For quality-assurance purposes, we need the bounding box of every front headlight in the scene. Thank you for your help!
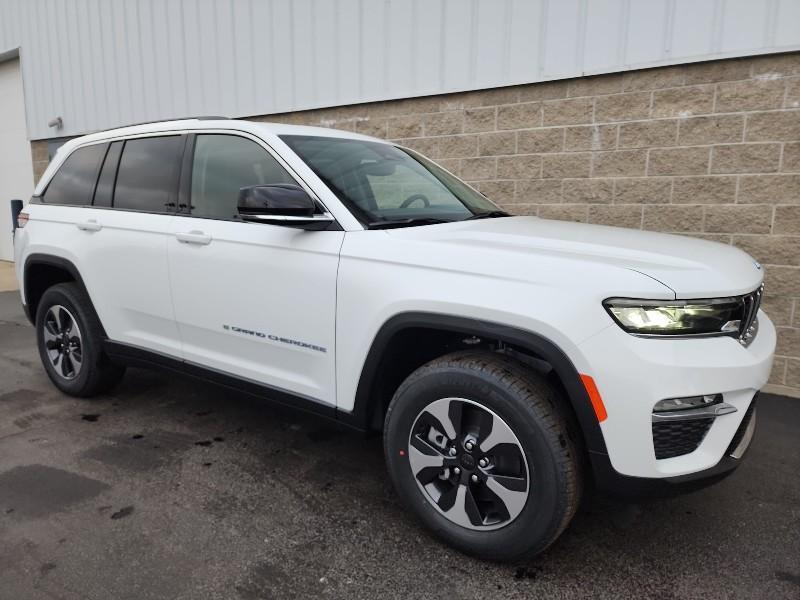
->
[603,297,744,336]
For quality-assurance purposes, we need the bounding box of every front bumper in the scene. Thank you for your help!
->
[591,396,758,497]
[578,310,774,485]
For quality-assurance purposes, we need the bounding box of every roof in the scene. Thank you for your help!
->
[62,118,384,149]
[34,118,388,196]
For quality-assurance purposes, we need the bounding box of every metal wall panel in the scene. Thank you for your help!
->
[0,0,798,140]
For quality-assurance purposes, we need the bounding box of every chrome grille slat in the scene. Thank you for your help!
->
[738,284,763,346]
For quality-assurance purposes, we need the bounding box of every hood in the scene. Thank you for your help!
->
[386,217,763,298]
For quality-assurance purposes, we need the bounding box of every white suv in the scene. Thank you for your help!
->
[14,118,774,561]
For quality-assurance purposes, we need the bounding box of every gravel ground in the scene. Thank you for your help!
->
[0,291,798,600]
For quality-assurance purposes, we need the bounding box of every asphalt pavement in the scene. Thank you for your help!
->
[0,290,798,600]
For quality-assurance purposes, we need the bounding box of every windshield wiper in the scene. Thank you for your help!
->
[463,210,511,220]
[367,217,451,230]
[367,211,510,229]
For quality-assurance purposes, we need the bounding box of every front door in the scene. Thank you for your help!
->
[167,133,343,407]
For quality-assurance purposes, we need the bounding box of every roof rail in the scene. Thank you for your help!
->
[115,115,230,129]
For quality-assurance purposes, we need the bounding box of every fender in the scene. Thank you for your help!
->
[341,312,609,459]
[22,253,91,325]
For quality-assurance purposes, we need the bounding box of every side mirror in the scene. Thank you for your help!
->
[237,184,334,229]
[238,184,315,216]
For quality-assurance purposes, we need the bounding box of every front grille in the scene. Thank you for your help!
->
[653,418,713,459]
[738,285,763,346]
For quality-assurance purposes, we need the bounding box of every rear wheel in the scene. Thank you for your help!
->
[384,351,582,561]
[35,283,125,397]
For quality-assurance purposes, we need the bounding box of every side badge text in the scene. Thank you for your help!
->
[223,325,327,353]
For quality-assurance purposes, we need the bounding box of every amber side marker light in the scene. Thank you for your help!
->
[580,374,607,423]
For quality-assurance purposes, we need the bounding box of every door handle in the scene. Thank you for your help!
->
[76,219,102,232]
[175,230,212,245]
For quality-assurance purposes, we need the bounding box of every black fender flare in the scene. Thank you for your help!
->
[340,312,608,457]
[22,254,91,325]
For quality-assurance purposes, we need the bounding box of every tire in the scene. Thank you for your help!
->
[35,282,126,397]
[384,350,582,562]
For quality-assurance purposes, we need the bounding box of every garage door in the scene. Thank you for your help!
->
[0,57,34,262]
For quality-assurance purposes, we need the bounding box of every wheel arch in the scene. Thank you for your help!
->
[341,312,608,458]
[23,254,93,327]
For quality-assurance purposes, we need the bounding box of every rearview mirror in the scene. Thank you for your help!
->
[237,184,334,229]
[360,160,398,177]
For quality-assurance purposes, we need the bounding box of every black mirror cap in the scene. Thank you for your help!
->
[238,184,316,217]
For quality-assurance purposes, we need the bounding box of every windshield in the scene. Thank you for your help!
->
[280,135,500,226]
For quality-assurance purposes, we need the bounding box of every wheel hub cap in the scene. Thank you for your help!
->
[459,453,475,470]
[407,397,530,530]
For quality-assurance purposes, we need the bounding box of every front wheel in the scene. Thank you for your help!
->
[384,351,582,561]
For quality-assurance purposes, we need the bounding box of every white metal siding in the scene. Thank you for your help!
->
[0,0,798,140]
[0,57,34,261]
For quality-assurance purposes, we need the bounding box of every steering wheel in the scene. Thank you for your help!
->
[400,194,431,209]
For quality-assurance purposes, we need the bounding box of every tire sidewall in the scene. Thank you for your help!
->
[36,285,100,395]
[385,363,569,560]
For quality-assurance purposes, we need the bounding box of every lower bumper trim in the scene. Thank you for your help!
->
[591,395,758,498]
[590,451,743,498]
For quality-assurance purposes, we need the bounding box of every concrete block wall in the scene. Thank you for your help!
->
[30,52,800,396]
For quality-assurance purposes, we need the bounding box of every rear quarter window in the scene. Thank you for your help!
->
[43,143,107,205]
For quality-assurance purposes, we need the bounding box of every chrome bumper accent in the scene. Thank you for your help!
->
[651,402,737,423]
[730,408,756,459]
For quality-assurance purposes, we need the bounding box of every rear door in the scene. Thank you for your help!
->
[28,141,108,303]
[74,135,184,356]
[167,132,343,406]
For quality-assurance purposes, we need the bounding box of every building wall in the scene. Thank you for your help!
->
[3,0,800,140]
[0,57,34,261]
[29,52,800,396]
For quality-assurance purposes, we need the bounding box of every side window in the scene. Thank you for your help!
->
[93,141,123,207]
[114,136,183,212]
[43,143,107,205]
[190,134,296,220]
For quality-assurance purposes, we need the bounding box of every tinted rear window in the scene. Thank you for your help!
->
[114,136,183,212]
[43,143,107,205]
